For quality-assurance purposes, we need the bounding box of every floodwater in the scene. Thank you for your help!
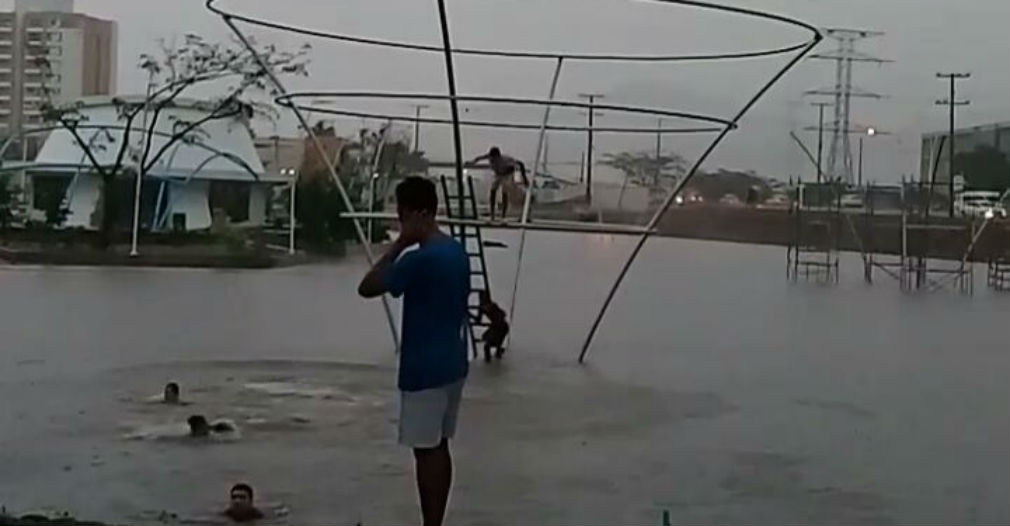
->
[0,233,1007,525]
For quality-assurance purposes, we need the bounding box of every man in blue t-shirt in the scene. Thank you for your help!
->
[358,176,470,526]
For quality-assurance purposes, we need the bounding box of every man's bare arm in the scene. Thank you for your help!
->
[517,161,529,186]
[358,240,409,298]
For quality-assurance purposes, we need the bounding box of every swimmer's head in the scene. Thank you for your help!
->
[187,415,210,437]
[228,483,257,518]
[164,382,180,404]
[488,146,501,159]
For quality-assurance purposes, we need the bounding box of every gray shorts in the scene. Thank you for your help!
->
[398,379,465,449]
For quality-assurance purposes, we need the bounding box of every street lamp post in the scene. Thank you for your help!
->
[368,171,381,244]
[858,127,875,188]
[283,167,298,255]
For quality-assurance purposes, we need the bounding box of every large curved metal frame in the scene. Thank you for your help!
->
[276,91,732,134]
[207,0,817,63]
[206,0,821,361]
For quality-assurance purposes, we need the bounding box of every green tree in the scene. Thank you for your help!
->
[37,35,310,247]
[296,126,428,249]
[602,150,688,208]
[601,150,687,190]
[954,145,1010,192]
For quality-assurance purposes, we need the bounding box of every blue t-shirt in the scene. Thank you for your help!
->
[382,235,470,392]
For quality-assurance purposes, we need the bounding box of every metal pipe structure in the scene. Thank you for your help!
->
[433,0,467,222]
[205,0,822,363]
[508,56,565,332]
[277,92,732,132]
[578,32,822,363]
[207,0,818,63]
[217,11,400,351]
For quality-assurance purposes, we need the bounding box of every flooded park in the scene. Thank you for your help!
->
[1,232,1006,525]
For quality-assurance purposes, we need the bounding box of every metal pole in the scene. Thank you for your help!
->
[948,77,955,217]
[433,0,466,221]
[219,13,400,350]
[508,56,565,332]
[368,175,378,244]
[579,34,822,363]
[936,72,970,217]
[655,117,663,186]
[366,123,391,246]
[813,102,829,184]
[288,173,297,254]
[412,104,428,152]
[587,98,595,204]
[578,93,603,204]
[858,136,864,188]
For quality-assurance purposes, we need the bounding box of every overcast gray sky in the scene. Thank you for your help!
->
[10,0,1009,182]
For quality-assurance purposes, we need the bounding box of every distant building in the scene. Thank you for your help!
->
[0,0,117,141]
[921,121,1010,188]
[6,97,288,231]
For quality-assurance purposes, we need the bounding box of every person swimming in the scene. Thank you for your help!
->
[187,415,237,438]
[163,382,181,404]
[222,483,265,523]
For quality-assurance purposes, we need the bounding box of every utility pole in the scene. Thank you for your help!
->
[936,72,970,217]
[805,28,888,184]
[811,102,832,183]
[578,93,604,204]
[412,104,429,152]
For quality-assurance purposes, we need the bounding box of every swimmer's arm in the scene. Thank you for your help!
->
[358,239,411,298]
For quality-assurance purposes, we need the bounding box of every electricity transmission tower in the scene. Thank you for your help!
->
[805,28,889,184]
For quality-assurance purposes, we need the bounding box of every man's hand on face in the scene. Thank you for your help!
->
[397,210,425,247]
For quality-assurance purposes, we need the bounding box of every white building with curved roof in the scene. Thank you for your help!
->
[1,96,294,231]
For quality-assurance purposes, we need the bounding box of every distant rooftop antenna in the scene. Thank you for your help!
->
[805,28,889,184]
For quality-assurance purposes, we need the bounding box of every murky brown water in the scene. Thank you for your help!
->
[1,233,1007,525]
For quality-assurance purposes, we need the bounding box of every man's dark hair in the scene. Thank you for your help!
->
[187,415,208,428]
[231,483,254,500]
[165,382,180,394]
[488,146,501,157]
[396,176,438,214]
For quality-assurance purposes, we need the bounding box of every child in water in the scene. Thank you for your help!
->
[475,290,509,362]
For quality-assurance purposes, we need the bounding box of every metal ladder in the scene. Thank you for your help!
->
[439,175,491,359]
